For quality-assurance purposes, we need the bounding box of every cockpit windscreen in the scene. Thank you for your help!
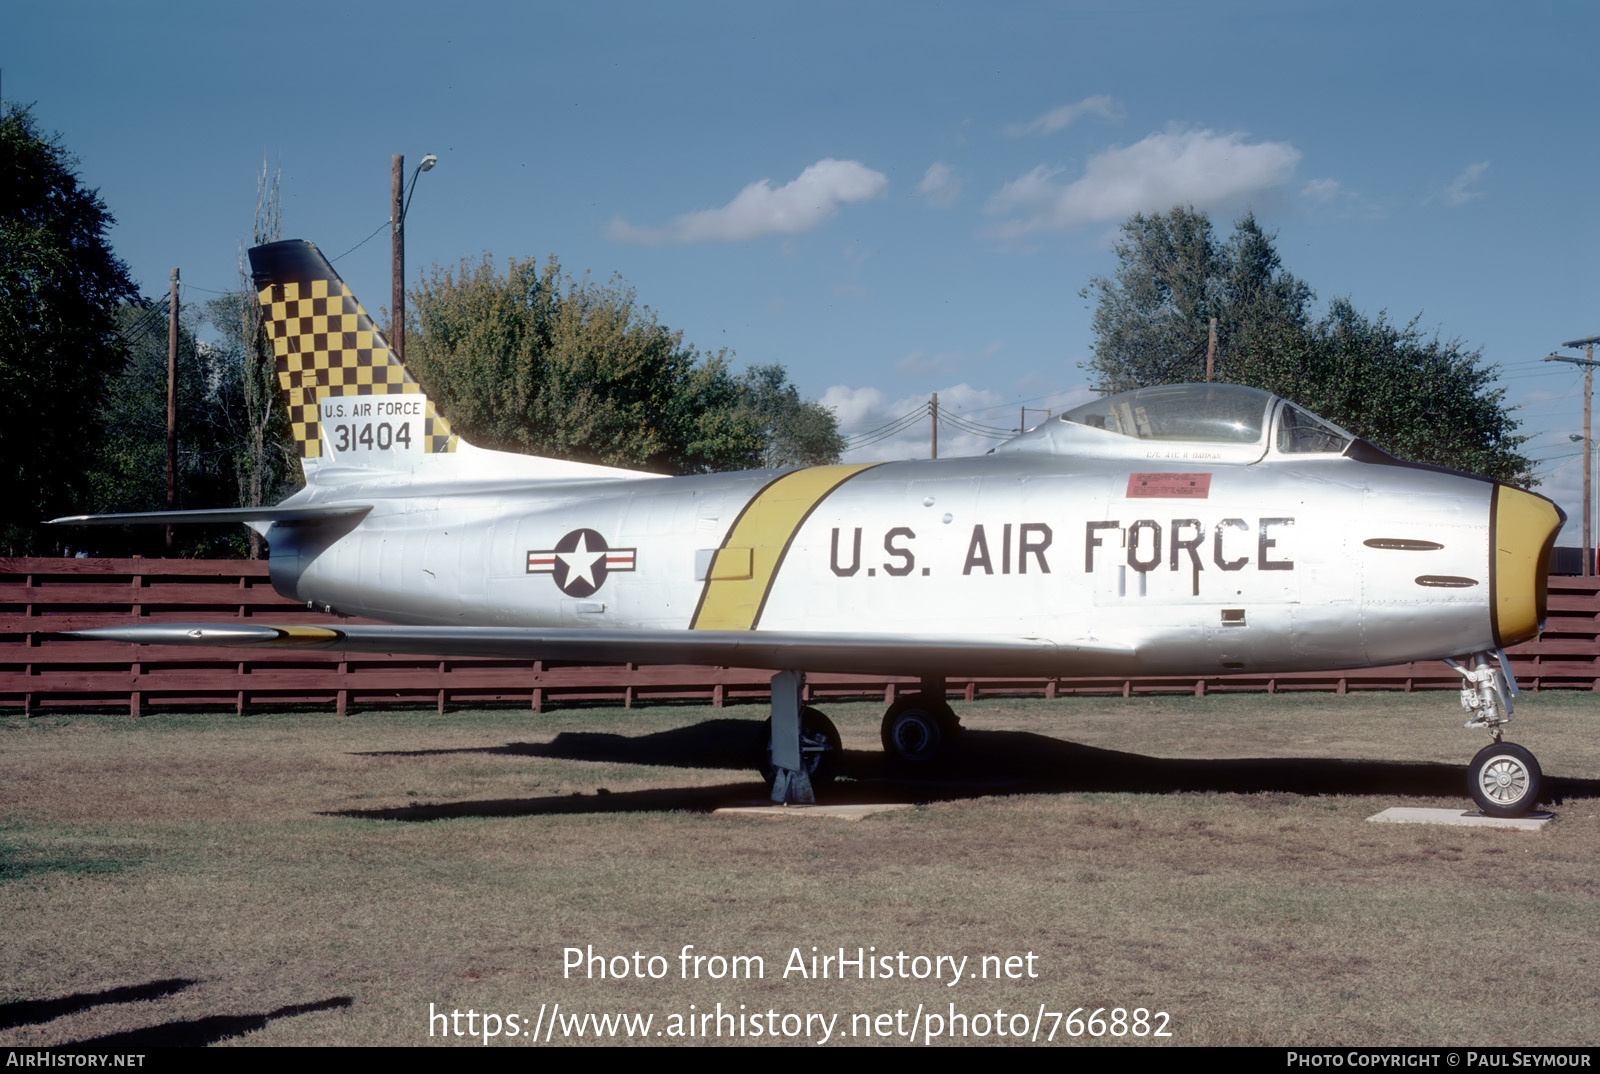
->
[1275,404,1354,454]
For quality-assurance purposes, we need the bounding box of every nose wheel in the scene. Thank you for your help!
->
[1467,742,1542,818]
[1449,650,1543,817]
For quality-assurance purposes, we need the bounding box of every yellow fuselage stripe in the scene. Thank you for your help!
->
[691,463,880,630]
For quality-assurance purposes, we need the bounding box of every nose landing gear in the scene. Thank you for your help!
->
[1449,651,1543,817]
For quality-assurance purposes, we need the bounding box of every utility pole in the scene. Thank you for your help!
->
[1206,316,1217,382]
[930,392,938,459]
[165,268,179,556]
[1548,337,1600,576]
[389,153,437,360]
[391,154,405,361]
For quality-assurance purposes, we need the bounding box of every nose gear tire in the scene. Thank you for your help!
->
[1467,742,1542,818]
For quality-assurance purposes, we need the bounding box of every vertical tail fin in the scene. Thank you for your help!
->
[248,238,659,484]
[248,239,457,477]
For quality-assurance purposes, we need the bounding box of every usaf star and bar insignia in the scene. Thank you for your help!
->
[526,529,637,598]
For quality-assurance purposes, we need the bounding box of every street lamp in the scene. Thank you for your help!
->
[391,152,438,361]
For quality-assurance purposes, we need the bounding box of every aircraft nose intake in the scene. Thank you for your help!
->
[1490,484,1565,648]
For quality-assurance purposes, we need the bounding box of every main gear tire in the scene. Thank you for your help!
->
[759,707,842,788]
[880,697,961,767]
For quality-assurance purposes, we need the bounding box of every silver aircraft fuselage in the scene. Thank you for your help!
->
[268,407,1554,681]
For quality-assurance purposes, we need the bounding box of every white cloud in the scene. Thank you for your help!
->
[894,350,960,374]
[1299,177,1344,203]
[1005,94,1124,137]
[985,128,1301,236]
[1443,161,1489,206]
[914,162,962,207]
[608,159,888,244]
[1299,176,1382,221]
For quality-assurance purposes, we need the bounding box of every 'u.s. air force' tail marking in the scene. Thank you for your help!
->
[690,463,881,631]
[251,240,457,460]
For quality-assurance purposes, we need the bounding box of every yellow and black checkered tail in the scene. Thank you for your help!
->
[247,239,457,468]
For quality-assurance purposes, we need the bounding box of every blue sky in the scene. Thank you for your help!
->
[10,1,1599,539]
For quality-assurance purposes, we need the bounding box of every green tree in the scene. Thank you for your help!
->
[734,364,844,467]
[215,161,297,558]
[1228,302,1532,484]
[76,304,256,557]
[0,104,138,552]
[1084,205,1530,484]
[1082,206,1311,392]
[408,254,834,474]
[202,289,299,541]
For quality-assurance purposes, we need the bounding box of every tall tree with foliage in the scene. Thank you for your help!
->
[76,305,255,557]
[735,364,845,468]
[211,161,298,557]
[407,254,838,474]
[1084,205,1530,484]
[0,104,139,552]
[1228,302,1532,484]
[1082,206,1312,392]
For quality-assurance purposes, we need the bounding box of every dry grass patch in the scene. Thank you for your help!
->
[2,693,1598,1046]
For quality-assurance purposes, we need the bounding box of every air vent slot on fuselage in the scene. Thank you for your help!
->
[1365,538,1445,551]
[1415,575,1478,588]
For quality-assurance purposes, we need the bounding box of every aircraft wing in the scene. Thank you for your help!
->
[62,623,1136,678]
[48,505,373,526]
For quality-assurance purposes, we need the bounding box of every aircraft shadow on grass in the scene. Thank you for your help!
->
[59,997,353,1049]
[0,977,351,1048]
[334,720,1600,822]
[0,978,196,1031]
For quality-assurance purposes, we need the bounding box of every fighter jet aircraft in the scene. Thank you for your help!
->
[56,239,1565,815]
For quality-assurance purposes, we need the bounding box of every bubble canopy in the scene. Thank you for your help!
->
[1060,384,1353,455]
[995,383,1355,462]
[1063,384,1272,443]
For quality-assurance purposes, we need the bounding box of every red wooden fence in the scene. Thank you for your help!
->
[3,557,1596,716]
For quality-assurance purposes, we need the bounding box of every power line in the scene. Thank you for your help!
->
[935,408,1016,435]
[934,410,1014,439]
[118,296,171,348]
[329,218,391,263]
[841,414,925,448]
[839,408,925,442]
[837,406,923,434]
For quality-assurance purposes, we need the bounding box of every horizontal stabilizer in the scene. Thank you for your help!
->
[48,505,373,526]
[64,623,1137,679]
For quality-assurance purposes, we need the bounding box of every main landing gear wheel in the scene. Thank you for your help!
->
[880,697,961,768]
[1468,742,1542,818]
[759,707,842,788]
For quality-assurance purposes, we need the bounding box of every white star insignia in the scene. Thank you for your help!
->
[557,531,607,590]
